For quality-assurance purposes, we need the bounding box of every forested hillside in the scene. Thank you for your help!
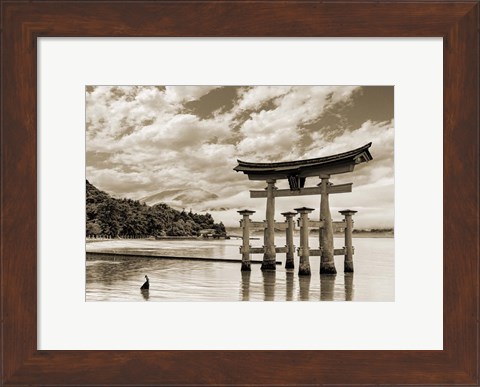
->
[86,180,225,238]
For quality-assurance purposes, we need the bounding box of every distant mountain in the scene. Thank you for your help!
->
[140,188,218,208]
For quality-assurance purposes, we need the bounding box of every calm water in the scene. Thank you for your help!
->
[86,236,394,301]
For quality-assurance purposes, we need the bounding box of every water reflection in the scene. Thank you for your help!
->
[298,275,311,301]
[262,271,276,301]
[344,273,354,301]
[88,261,127,285]
[240,271,251,301]
[285,270,294,301]
[141,289,150,301]
[86,237,394,301]
[320,274,336,301]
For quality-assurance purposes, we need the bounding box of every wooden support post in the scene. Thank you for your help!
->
[339,209,357,272]
[281,211,296,269]
[319,177,337,274]
[238,210,255,271]
[262,179,277,271]
[295,207,314,276]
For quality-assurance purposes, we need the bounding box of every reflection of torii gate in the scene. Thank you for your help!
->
[234,143,373,274]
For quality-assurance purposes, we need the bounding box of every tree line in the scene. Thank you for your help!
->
[86,180,225,238]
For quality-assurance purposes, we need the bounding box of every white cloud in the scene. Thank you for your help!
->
[164,86,220,104]
[86,86,393,228]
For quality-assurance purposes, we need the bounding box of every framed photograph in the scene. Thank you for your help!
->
[2,1,478,386]
[84,85,394,303]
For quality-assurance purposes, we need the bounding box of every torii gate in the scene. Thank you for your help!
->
[234,142,373,274]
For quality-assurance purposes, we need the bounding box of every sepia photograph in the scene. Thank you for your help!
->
[4,1,477,384]
[86,85,394,301]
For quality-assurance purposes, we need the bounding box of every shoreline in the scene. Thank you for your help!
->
[87,251,281,264]
[87,232,393,244]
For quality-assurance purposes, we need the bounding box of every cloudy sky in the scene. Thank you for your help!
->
[86,86,394,228]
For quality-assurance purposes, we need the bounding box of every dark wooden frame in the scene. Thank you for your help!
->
[1,1,478,386]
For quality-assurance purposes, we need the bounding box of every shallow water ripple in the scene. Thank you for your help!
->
[86,237,394,301]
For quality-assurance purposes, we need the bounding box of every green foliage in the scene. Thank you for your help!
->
[213,221,226,235]
[86,180,225,238]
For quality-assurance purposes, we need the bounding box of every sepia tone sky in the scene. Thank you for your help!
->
[86,86,394,228]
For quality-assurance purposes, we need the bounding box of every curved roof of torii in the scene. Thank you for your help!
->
[234,142,373,180]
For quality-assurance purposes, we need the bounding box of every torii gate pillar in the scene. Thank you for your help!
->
[296,207,314,276]
[281,211,297,269]
[319,176,337,274]
[238,209,256,271]
[339,209,357,272]
[261,179,277,271]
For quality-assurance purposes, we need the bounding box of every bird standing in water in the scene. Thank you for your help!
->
[140,275,149,290]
